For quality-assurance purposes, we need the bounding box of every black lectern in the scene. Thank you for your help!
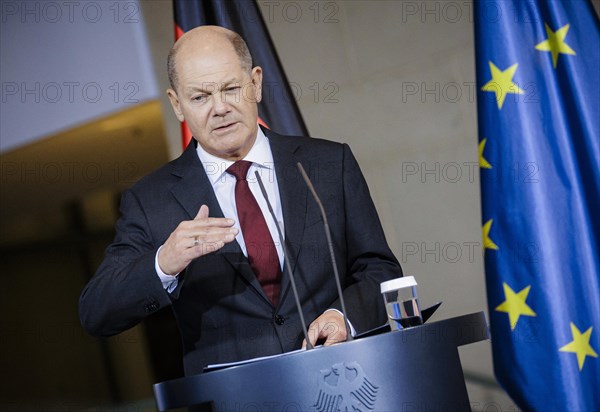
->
[153,312,488,411]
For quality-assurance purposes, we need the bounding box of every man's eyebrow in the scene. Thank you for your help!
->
[185,79,241,94]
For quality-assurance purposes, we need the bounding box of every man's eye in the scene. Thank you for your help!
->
[193,95,208,102]
[224,86,240,93]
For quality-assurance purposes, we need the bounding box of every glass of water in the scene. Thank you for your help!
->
[380,276,422,331]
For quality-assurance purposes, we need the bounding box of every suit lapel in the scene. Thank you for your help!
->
[267,130,309,308]
[169,141,271,305]
[169,140,222,220]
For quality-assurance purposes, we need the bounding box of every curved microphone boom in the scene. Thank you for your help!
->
[296,162,353,342]
[254,171,313,350]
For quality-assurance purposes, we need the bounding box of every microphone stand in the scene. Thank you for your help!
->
[296,162,353,342]
[254,171,313,350]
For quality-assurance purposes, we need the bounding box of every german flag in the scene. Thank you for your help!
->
[173,0,308,147]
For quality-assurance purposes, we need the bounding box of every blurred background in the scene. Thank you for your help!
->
[1,0,597,410]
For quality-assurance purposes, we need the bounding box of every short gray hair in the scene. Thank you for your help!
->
[167,30,253,90]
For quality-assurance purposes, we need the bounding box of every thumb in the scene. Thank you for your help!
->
[195,204,209,220]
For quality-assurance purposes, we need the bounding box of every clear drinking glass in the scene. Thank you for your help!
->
[380,276,422,331]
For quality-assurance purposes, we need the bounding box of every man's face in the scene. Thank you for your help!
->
[167,41,262,160]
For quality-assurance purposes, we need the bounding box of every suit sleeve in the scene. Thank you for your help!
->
[330,144,403,332]
[79,189,171,337]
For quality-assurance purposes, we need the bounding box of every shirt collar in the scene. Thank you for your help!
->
[196,126,274,186]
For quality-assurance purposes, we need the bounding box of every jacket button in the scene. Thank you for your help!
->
[274,315,285,325]
[144,301,160,313]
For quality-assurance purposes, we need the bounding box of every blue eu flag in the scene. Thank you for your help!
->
[474,1,599,410]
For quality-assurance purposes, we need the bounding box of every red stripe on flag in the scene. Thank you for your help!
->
[181,122,193,148]
[175,24,185,40]
[258,117,269,129]
[175,23,192,148]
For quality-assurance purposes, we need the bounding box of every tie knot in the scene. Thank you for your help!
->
[227,160,253,181]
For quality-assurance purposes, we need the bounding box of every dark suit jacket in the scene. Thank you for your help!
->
[79,128,402,375]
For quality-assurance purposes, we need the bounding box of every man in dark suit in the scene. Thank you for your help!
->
[79,26,402,376]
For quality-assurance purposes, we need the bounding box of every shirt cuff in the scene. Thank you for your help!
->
[155,245,178,293]
[325,308,357,337]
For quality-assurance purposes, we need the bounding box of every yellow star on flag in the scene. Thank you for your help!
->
[482,219,499,251]
[479,138,492,169]
[481,62,524,110]
[535,23,576,68]
[559,323,598,371]
[495,283,536,330]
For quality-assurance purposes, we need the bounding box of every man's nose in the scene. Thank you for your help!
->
[212,92,231,115]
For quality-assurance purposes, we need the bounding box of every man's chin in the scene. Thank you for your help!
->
[209,137,256,161]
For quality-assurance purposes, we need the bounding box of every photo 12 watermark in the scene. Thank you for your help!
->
[401,82,477,104]
[400,1,473,24]
[262,81,340,104]
[397,1,543,25]
[2,81,140,104]
[1,161,141,186]
[398,161,540,185]
[261,1,340,24]
[400,162,479,184]
[1,1,140,24]
[401,241,481,264]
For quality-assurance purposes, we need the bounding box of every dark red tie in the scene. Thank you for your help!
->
[227,160,281,306]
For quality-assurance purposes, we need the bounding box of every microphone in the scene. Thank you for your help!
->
[254,171,313,350]
[296,162,353,342]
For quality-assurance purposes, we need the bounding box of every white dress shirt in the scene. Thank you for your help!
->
[155,127,354,334]
[156,127,284,290]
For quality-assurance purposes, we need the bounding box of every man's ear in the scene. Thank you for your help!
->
[251,66,263,103]
[167,89,185,122]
